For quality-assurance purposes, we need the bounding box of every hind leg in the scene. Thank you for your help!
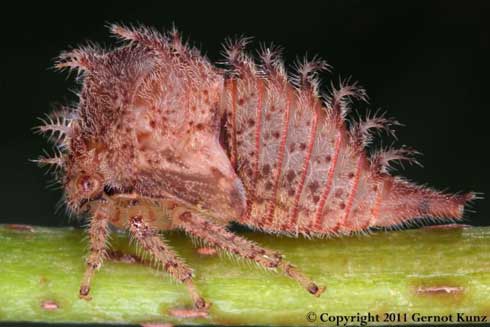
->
[128,215,209,309]
[176,211,325,296]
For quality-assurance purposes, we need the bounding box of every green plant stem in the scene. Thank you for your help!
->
[0,224,489,325]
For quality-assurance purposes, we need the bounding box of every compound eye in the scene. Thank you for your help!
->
[77,175,101,197]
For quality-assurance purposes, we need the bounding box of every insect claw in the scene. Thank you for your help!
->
[308,283,326,297]
[194,296,211,310]
[79,285,92,301]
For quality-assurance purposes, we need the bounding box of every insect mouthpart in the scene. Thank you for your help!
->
[75,191,105,213]
[77,199,93,214]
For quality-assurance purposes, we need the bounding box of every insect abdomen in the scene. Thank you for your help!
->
[224,75,369,234]
[222,43,473,236]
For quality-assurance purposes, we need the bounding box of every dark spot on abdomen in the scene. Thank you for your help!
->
[308,181,319,194]
[262,164,271,176]
[334,188,343,198]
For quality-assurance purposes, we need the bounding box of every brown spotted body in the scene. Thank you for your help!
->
[35,24,475,310]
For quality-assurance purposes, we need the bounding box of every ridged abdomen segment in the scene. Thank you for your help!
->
[224,74,291,226]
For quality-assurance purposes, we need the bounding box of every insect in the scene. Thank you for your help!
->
[35,24,475,310]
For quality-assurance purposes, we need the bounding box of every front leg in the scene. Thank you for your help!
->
[176,211,325,297]
[128,215,209,310]
[80,210,110,300]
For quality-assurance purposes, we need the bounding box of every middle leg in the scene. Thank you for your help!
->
[128,215,209,309]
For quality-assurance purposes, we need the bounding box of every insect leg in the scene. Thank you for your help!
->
[80,210,110,300]
[176,211,325,297]
[127,215,209,310]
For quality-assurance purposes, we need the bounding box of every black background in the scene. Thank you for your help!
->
[0,1,489,327]
[1,1,488,227]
